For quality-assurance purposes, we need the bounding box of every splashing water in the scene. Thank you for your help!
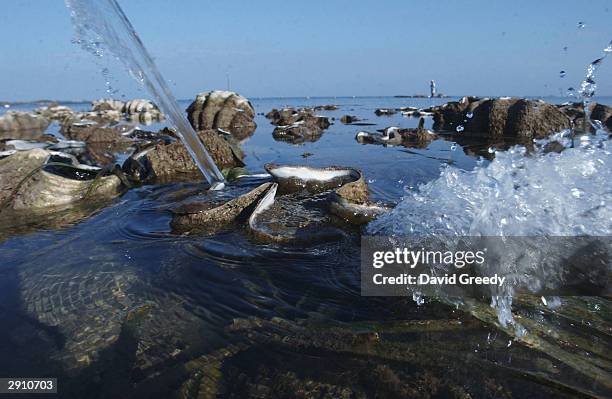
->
[368,40,612,331]
[64,0,225,186]
[578,40,612,132]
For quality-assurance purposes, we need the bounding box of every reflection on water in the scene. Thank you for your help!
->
[0,97,611,398]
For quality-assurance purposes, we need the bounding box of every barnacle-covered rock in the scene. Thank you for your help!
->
[92,98,125,112]
[34,104,74,122]
[187,91,256,140]
[432,97,571,139]
[122,99,164,123]
[0,111,49,138]
[123,129,243,183]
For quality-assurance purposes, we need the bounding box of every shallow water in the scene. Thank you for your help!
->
[1,96,611,398]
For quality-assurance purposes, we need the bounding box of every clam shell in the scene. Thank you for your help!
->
[264,164,362,194]
[248,185,344,244]
[171,182,272,232]
[1,149,122,210]
[329,195,390,225]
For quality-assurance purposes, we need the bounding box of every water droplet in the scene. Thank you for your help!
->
[563,46,568,52]
[456,125,464,132]
[559,70,566,78]
[571,188,583,198]
[566,87,576,97]
[577,21,585,29]
[605,40,612,53]
[466,112,473,119]
[487,146,497,154]
[450,143,458,151]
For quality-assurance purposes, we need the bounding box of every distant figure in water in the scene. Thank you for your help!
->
[430,80,436,98]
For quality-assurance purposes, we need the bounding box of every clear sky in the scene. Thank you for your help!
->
[1,0,611,101]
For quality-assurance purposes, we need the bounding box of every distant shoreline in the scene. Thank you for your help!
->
[2,95,612,106]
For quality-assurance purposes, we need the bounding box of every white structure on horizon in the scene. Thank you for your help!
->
[430,80,436,98]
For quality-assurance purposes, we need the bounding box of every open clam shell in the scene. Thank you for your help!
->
[171,182,272,232]
[329,195,391,225]
[248,184,344,244]
[264,163,363,194]
[1,149,122,211]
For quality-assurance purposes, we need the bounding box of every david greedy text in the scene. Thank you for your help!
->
[371,248,506,287]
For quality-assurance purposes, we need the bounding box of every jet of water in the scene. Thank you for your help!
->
[65,0,225,187]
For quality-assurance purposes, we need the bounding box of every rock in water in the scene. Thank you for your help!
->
[187,91,257,140]
[171,183,272,232]
[123,129,243,183]
[122,99,164,123]
[432,97,571,139]
[0,111,49,138]
[34,104,74,122]
[557,102,612,132]
[92,98,125,112]
[340,115,360,124]
[0,149,122,210]
[266,107,331,144]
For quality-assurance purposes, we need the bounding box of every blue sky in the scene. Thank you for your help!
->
[1,0,611,101]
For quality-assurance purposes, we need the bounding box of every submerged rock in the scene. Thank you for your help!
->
[187,91,256,140]
[171,183,272,232]
[0,111,49,137]
[432,97,571,139]
[123,129,243,183]
[0,149,122,211]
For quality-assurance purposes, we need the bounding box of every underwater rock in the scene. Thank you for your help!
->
[340,114,360,124]
[186,90,256,140]
[0,149,122,211]
[433,97,571,139]
[123,129,243,183]
[0,111,49,138]
[171,183,272,232]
